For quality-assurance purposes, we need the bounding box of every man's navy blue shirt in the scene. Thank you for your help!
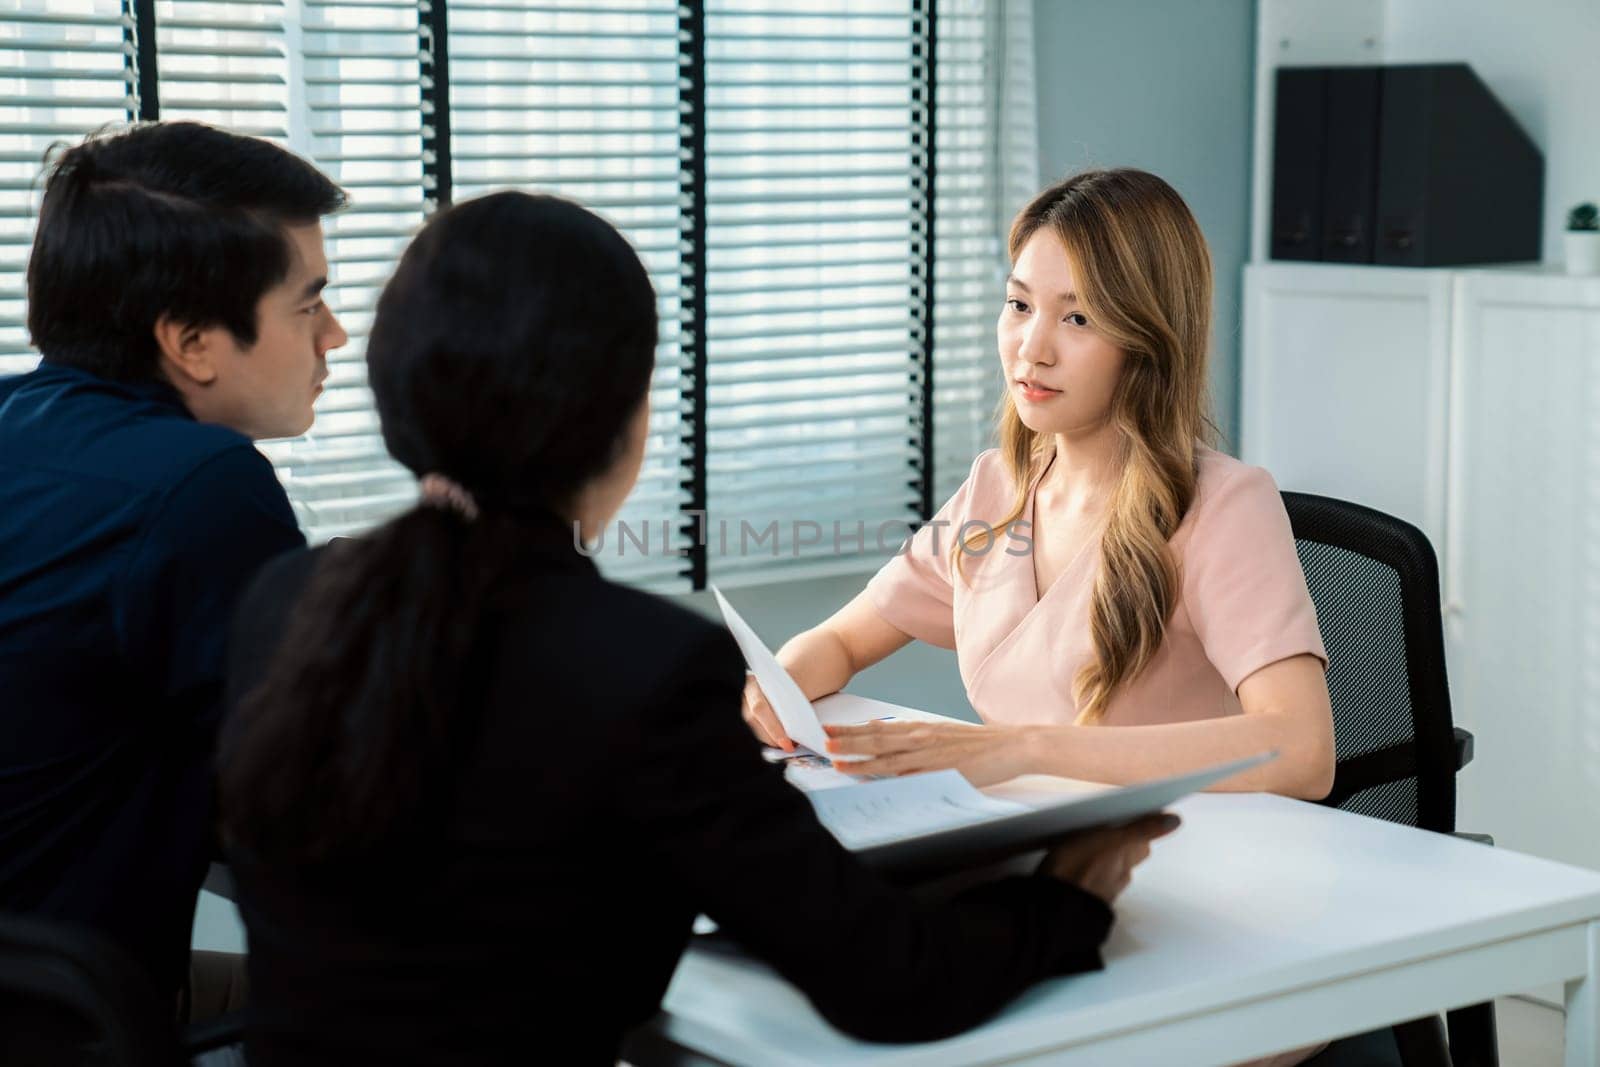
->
[0,361,304,994]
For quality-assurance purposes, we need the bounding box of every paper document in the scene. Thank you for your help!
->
[805,769,1027,849]
[812,691,927,726]
[710,585,833,756]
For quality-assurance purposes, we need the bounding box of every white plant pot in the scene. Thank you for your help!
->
[1565,231,1600,275]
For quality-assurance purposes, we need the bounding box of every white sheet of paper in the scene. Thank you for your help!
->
[811,691,936,726]
[710,586,832,757]
[805,769,1028,850]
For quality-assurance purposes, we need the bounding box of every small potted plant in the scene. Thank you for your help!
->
[1567,202,1600,275]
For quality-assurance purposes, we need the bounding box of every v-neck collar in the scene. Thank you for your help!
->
[957,449,1103,713]
[1024,454,1100,604]
[1024,454,1054,604]
[1023,452,1106,606]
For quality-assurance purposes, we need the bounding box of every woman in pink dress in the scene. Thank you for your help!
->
[744,168,1336,802]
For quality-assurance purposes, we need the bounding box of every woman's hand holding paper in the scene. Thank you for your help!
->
[741,673,794,751]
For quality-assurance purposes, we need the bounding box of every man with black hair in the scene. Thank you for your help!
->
[0,121,348,1015]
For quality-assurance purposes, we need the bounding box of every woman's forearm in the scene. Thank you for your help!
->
[774,589,917,703]
[776,626,857,702]
[1025,710,1335,800]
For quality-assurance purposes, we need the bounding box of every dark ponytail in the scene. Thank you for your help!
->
[219,192,656,870]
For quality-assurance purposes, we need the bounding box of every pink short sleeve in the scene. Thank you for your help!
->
[1182,464,1328,692]
[863,457,986,650]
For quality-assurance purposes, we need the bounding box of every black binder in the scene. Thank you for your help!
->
[1321,67,1382,263]
[1270,68,1325,261]
[1374,64,1543,266]
[1270,62,1543,267]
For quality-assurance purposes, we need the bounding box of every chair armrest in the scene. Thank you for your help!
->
[182,1008,249,1055]
[1454,831,1495,847]
[1454,726,1475,770]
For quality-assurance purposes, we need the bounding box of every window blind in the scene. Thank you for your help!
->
[155,0,286,140]
[272,0,424,540]
[701,0,926,586]
[0,0,1031,590]
[0,1,131,378]
[931,0,1011,505]
[447,0,694,590]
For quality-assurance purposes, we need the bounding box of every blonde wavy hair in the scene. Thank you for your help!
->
[956,169,1219,723]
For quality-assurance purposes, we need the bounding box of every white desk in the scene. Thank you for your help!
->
[629,791,1600,1067]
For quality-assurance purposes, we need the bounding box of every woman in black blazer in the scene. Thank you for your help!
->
[218,191,1177,1066]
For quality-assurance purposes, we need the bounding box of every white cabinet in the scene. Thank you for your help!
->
[1242,263,1600,871]
[1447,271,1600,871]
[1239,0,1600,876]
[1241,262,1453,553]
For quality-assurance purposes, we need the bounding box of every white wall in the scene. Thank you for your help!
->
[1033,0,1258,448]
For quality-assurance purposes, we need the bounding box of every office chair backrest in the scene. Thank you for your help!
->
[0,911,178,1066]
[1281,491,1458,833]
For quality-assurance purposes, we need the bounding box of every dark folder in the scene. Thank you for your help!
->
[1320,67,1381,263]
[1374,64,1543,266]
[1271,62,1543,267]
[1270,68,1325,262]
[847,752,1275,884]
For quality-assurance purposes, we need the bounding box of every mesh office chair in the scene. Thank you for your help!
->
[0,911,245,1066]
[1284,491,1496,1067]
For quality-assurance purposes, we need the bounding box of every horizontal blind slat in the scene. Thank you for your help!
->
[0,6,132,384]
